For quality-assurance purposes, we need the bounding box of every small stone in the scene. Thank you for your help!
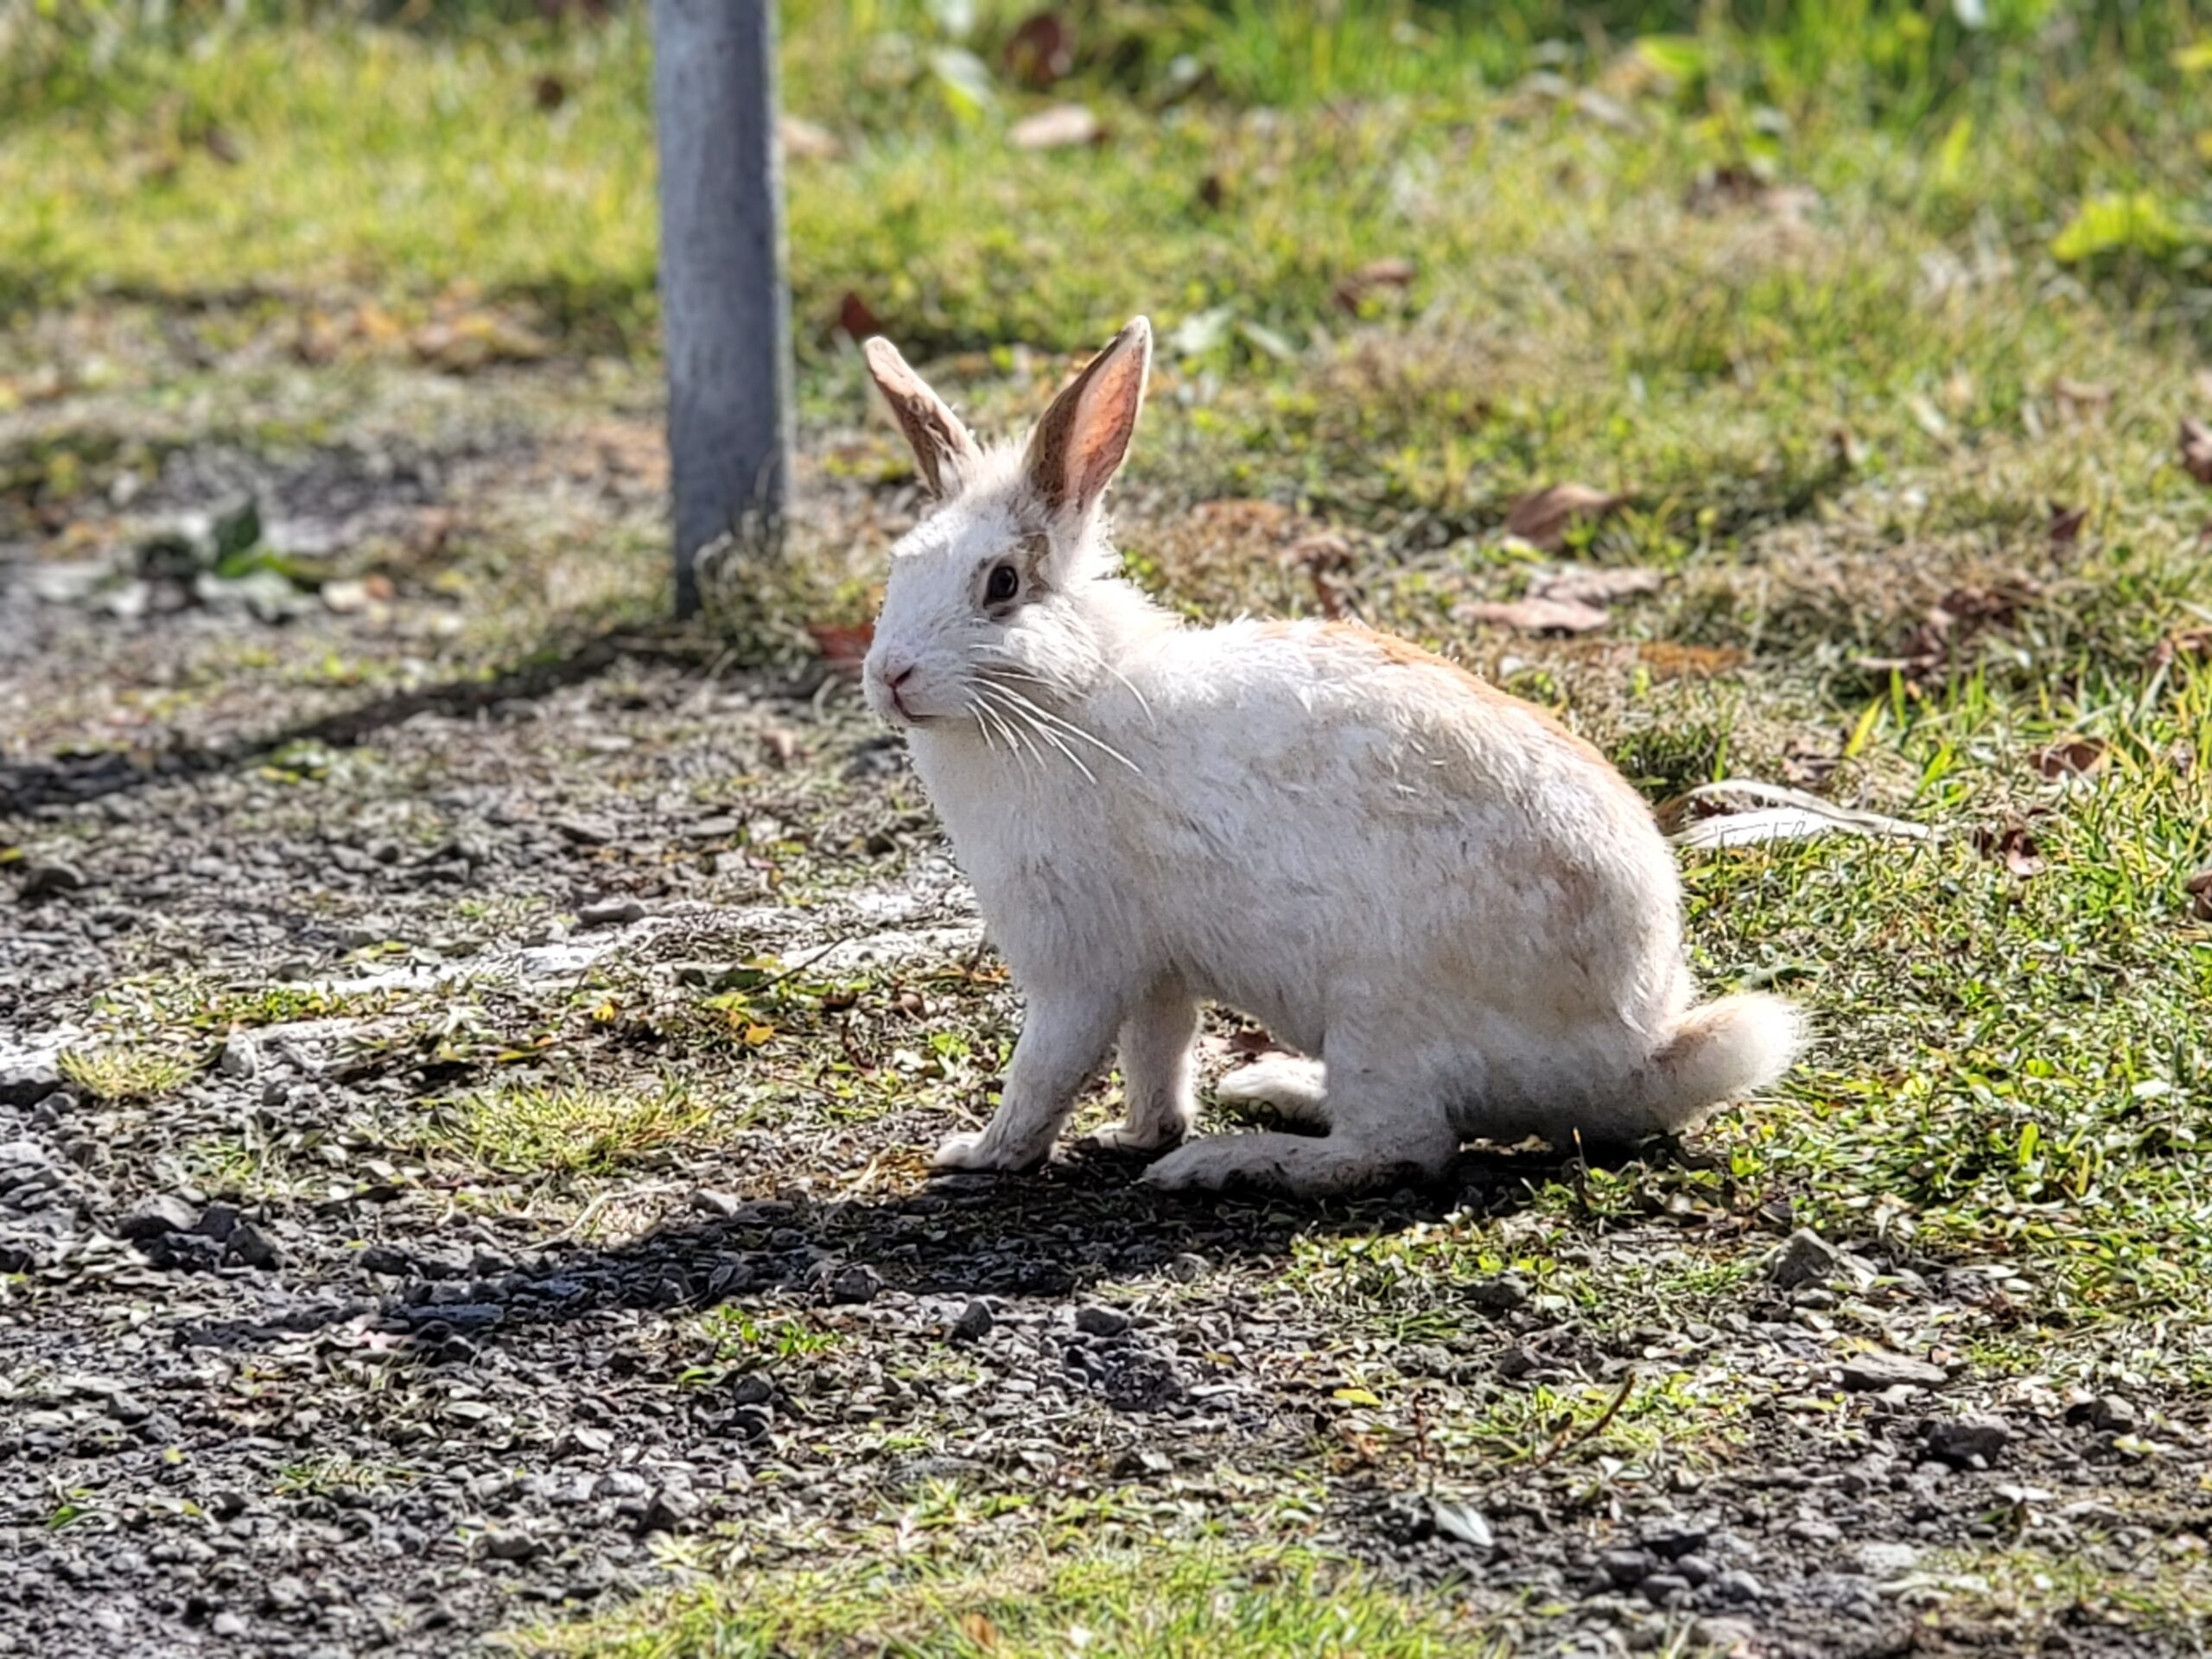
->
[1923,1414,2010,1469]
[1840,1350,1948,1391]
[225,1221,281,1269]
[2069,1394,2138,1435]
[1674,1554,1715,1587]
[1427,1498,1493,1548]
[640,1486,698,1532]
[1641,1573,1692,1606]
[211,1611,248,1637]
[823,1264,879,1306]
[1853,1541,1923,1578]
[19,861,86,899]
[1167,1252,1207,1282]
[118,1194,199,1241]
[217,1033,258,1080]
[1468,1272,1531,1312]
[1599,1548,1656,1587]
[1075,1304,1130,1338]
[1711,1569,1767,1605]
[950,1300,995,1342]
[576,896,645,929]
[194,1202,241,1243]
[729,1375,772,1408]
[479,1529,541,1561]
[560,1425,614,1458]
[359,1246,415,1276]
[690,1188,743,1218]
[1767,1227,1843,1290]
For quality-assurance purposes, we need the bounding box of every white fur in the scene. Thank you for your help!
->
[858,320,1803,1197]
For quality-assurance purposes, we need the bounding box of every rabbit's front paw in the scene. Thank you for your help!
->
[1075,1119,1183,1157]
[931,1130,1024,1172]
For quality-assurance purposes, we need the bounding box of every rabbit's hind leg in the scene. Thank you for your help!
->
[1142,1056,1457,1197]
[1214,1052,1328,1127]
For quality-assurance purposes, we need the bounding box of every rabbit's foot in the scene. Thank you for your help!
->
[1075,1118,1185,1156]
[931,1130,1033,1173]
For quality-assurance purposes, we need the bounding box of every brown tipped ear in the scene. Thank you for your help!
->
[1024,317,1151,524]
[863,336,982,500]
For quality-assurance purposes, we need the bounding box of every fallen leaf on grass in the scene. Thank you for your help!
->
[1457,596,1611,635]
[1529,566,1664,607]
[533,73,567,111]
[1333,257,1417,312]
[836,291,882,340]
[412,312,551,373]
[2186,866,2212,921]
[1975,822,2046,879]
[2051,378,2112,419]
[807,621,873,672]
[2182,418,2212,484]
[2049,504,2088,545]
[1195,172,1227,211]
[1506,483,1627,551]
[1659,779,1933,849]
[1857,582,2043,682]
[1010,103,1100,149]
[2031,736,2107,779]
[779,115,844,161]
[1001,11,1074,89]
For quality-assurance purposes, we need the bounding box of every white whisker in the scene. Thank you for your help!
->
[976,679,1140,775]
[981,687,1095,783]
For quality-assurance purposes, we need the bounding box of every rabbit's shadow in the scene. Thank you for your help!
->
[429,1138,1705,1342]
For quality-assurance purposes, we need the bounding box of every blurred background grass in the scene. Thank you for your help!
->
[4,0,2209,353]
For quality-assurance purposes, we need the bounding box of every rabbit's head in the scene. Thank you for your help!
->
[859,319,1154,729]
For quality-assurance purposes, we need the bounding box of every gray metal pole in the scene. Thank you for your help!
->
[652,0,794,618]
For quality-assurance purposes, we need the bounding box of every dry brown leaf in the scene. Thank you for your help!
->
[836,291,882,340]
[2049,504,2088,545]
[1858,581,2043,683]
[1001,11,1074,90]
[202,126,244,166]
[1975,822,2047,880]
[2181,418,2212,485]
[1505,483,1626,552]
[1196,172,1227,212]
[1457,596,1611,635]
[2186,865,2212,922]
[1010,104,1101,150]
[1281,531,1353,574]
[957,1611,1001,1650]
[1631,641,1745,681]
[2031,736,2107,779]
[533,73,567,111]
[779,115,843,162]
[1529,565,1664,607]
[1332,257,1417,312]
[2051,378,2111,418]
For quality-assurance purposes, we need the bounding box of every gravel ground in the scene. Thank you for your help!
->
[4,410,2209,1659]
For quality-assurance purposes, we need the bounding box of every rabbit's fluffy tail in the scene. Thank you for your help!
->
[1639,994,1803,1129]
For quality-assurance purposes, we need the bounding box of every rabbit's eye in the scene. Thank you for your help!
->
[983,563,1020,607]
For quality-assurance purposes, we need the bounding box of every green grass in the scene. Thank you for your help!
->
[508,1541,1506,1659]
[58,1041,197,1102]
[419,1076,728,1177]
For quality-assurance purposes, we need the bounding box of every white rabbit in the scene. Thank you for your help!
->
[857,317,1802,1197]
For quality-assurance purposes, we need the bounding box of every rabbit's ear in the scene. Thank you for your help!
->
[1024,318,1151,524]
[864,337,982,500]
